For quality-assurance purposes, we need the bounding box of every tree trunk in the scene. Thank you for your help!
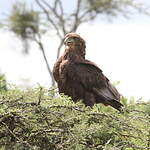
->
[38,42,55,86]
[56,40,64,59]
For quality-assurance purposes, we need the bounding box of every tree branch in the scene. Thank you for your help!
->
[32,33,55,86]
[56,38,64,59]
[39,0,66,35]
[35,0,63,39]
[71,0,82,32]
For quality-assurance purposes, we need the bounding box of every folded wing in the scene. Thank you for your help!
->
[67,62,123,111]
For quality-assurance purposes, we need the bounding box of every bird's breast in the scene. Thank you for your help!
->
[59,60,69,74]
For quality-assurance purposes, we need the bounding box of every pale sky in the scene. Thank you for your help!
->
[0,1,150,101]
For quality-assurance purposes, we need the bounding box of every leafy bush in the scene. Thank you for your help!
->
[0,74,7,92]
[0,86,150,150]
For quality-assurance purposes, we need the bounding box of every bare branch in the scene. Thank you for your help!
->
[57,0,66,35]
[79,9,97,22]
[54,0,59,10]
[35,0,63,39]
[40,0,66,35]
[32,33,55,86]
[71,0,82,32]
[56,39,65,59]
[57,0,64,16]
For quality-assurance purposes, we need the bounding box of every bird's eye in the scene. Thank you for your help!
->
[73,37,78,40]
[64,37,75,45]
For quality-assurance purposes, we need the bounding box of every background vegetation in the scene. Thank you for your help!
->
[0,85,150,150]
[0,1,150,149]
[2,0,148,86]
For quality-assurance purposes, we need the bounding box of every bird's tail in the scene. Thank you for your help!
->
[93,88,123,111]
[106,98,123,111]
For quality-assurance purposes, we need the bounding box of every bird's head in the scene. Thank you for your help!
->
[64,33,86,57]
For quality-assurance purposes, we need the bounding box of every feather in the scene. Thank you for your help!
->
[93,88,123,111]
[53,33,123,111]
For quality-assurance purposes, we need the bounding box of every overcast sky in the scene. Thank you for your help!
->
[0,0,150,101]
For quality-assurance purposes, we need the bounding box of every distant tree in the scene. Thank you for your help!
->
[4,0,149,86]
[7,3,55,86]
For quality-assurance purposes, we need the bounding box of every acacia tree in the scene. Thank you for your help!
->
[6,0,148,86]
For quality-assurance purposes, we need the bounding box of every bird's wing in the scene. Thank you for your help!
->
[67,62,105,88]
[67,61,123,111]
[53,56,64,82]
[67,62,121,100]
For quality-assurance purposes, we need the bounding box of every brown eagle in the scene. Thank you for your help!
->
[53,33,123,111]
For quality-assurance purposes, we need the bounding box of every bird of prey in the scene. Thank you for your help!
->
[53,33,123,111]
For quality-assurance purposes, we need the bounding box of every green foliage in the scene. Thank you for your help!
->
[0,74,7,92]
[0,86,150,150]
[9,2,39,39]
[84,0,139,18]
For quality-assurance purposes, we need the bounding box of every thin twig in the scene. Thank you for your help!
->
[35,0,63,39]
[2,122,33,149]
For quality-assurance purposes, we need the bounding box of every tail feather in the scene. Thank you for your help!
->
[106,98,123,111]
[93,88,123,111]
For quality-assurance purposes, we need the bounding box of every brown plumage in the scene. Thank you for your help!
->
[53,33,123,111]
